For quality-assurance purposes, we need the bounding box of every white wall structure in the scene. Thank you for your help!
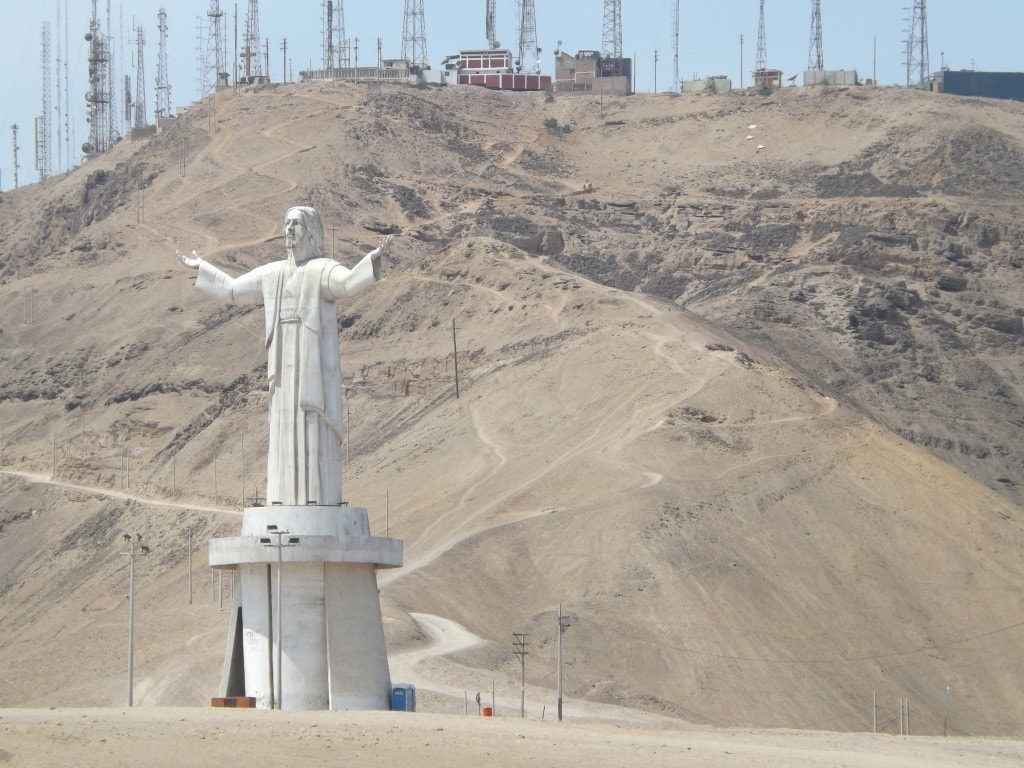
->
[210,505,402,710]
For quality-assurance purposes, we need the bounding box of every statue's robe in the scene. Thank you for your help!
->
[196,253,377,505]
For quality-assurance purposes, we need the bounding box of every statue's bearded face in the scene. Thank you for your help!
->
[284,209,308,251]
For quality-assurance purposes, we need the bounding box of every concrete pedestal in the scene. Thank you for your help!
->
[209,505,402,710]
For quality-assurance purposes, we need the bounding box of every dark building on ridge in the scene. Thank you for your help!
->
[937,70,1024,102]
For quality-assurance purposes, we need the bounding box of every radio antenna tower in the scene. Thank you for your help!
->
[517,0,540,73]
[602,0,622,59]
[672,0,680,92]
[486,0,499,49]
[133,26,147,128]
[36,22,53,181]
[755,0,768,74]
[11,124,19,188]
[242,0,263,81]
[124,75,132,126]
[401,0,428,69]
[905,0,930,86]
[201,2,226,96]
[324,2,349,68]
[808,0,823,71]
[55,5,64,173]
[85,0,113,155]
[155,9,172,119]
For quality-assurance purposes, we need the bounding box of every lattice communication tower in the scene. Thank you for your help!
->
[672,0,680,92]
[134,26,146,128]
[602,0,622,59]
[155,9,172,119]
[200,1,226,96]
[486,0,499,49]
[518,0,539,73]
[808,0,823,71]
[323,1,350,68]
[36,22,52,181]
[755,0,768,73]
[401,0,428,69]
[85,0,114,155]
[905,0,930,86]
[11,124,19,188]
[242,0,263,81]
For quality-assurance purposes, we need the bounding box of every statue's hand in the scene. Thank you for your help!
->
[370,235,394,277]
[176,249,202,269]
[375,235,394,258]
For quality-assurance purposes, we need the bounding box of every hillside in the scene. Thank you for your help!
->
[0,81,1023,737]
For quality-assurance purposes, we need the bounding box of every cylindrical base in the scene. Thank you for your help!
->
[211,505,402,711]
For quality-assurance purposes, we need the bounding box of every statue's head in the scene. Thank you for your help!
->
[284,206,325,262]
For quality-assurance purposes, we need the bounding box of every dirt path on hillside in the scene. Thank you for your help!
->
[0,469,239,517]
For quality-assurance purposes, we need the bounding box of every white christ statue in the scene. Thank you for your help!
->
[177,206,392,506]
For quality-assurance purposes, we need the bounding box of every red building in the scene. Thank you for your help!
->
[441,49,552,92]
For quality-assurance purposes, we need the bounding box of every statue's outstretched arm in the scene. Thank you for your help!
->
[175,249,202,269]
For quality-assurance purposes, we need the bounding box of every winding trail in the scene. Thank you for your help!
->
[0,469,239,517]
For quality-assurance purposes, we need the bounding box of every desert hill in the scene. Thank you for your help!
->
[0,81,1023,738]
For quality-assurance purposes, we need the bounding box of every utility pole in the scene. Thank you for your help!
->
[512,632,528,718]
[122,533,151,707]
[260,525,299,709]
[187,527,193,604]
[556,605,571,721]
[451,318,460,399]
[739,34,743,88]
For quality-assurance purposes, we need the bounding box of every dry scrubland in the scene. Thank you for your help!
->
[1,80,1024,764]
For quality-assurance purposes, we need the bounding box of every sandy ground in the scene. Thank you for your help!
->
[1,707,1022,768]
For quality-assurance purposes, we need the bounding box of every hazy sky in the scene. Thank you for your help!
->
[0,1,1018,190]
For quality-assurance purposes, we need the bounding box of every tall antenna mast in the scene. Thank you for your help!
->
[36,22,53,181]
[903,1,929,86]
[202,1,226,95]
[486,0,499,49]
[755,0,768,74]
[808,0,823,71]
[322,2,348,68]
[915,0,929,86]
[55,5,64,174]
[323,1,334,68]
[602,0,622,59]
[63,0,71,169]
[110,1,123,142]
[672,0,680,92]
[155,9,172,119]
[85,0,113,155]
[11,124,19,188]
[324,0,333,67]
[243,0,263,81]
[518,0,539,73]
[134,26,146,128]
[401,0,428,69]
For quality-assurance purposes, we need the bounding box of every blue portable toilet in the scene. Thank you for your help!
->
[391,683,416,712]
